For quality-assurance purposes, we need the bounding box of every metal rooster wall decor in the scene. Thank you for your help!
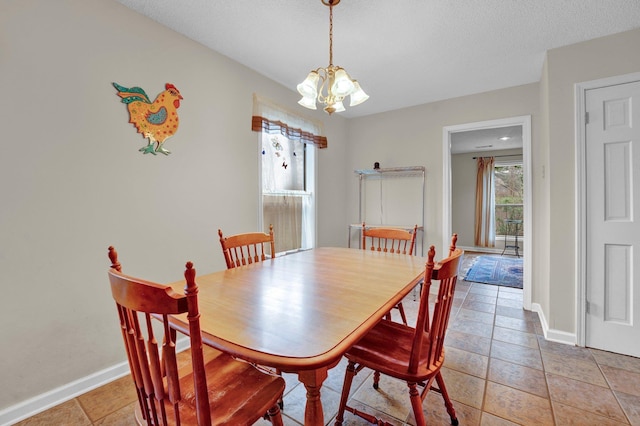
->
[113,82,183,155]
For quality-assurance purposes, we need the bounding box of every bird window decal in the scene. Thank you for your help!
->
[112,82,183,155]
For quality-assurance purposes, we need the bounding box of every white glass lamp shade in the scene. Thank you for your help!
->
[297,72,320,98]
[333,101,346,112]
[298,95,317,110]
[349,81,369,106]
[331,68,355,97]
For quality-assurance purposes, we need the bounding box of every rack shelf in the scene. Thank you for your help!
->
[354,166,425,179]
[349,166,425,254]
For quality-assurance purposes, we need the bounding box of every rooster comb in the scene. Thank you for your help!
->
[165,83,178,91]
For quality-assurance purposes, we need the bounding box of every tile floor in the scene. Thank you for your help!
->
[14,255,640,425]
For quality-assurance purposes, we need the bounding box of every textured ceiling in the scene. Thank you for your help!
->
[115,0,640,118]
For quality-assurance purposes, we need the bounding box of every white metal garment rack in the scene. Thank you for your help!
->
[349,166,425,255]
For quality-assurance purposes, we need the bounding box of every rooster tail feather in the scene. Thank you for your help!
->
[112,82,151,104]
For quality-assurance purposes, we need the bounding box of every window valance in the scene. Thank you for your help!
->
[252,94,327,149]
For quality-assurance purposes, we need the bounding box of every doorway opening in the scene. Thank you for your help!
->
[443,116,532,309]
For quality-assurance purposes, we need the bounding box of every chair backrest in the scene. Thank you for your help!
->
[448,233,458,257]
[218,224,275,269]
[408,234,463,374]
[361,223,418,255]
[107,246,211,425]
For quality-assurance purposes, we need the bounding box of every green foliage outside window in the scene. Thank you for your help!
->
[495,164,523,236]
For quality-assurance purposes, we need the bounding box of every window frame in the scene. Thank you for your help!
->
[258,131,317,255]
[252,94,322,255]
[493,160,524,237]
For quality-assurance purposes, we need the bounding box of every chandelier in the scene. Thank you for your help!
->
[297,0,369,115]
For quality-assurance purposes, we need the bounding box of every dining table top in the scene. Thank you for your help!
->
[167,246,427,372]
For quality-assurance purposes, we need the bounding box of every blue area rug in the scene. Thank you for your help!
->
[462,255,523,288]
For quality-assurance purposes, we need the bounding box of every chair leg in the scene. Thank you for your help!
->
[408,382,426,426]
[266,403,284,426]
[276,368,284,408]
[397,302,408,325]
[335,360,357,426]
[386,304,408,325]
[435,371,459,426]
[372,370,381,389]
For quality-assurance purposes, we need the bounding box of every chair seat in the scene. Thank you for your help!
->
[345,319,443,383]
[108,248,284,426]
[335,241,462,426]
[135,349,285,426]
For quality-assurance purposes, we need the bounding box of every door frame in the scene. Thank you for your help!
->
[443,116,532,309]
[575,71,640,348]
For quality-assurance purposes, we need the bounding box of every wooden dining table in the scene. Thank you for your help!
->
[167,247,426,426]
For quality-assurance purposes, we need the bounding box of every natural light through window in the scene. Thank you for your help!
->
[494,162,523,237]
[260,133,315,254]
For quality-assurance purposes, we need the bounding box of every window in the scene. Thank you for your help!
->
[252,94,325,255]
[261,133,315,254]
[494,162,523,236]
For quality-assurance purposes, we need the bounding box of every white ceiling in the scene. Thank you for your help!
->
[115,0,640,118]
[450,125,522,154]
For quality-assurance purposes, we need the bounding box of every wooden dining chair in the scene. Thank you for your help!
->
[217,224,284,407]
[218,224,275,269]
[361,223,418,325]
[335,236,464,426]
[107,246,285,426]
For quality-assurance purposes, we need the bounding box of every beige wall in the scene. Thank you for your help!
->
[541,28,640,333]
[345,27,640,344]
[0,0,348,413]
[346,83,540,258]
[3,0,639,419]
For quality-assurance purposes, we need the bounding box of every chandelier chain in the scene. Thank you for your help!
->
[296,0,368,114]
[328,3,333,66]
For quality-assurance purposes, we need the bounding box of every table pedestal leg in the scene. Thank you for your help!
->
[298,368,328,426]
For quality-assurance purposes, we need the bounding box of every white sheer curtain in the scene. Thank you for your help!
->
[474,157,496,247]
[254,95,320,253]
[262,193,313,252]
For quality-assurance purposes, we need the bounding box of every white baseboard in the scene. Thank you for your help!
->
[531,303,577,346]
[0,338,191,426]
[0,362,130,426]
